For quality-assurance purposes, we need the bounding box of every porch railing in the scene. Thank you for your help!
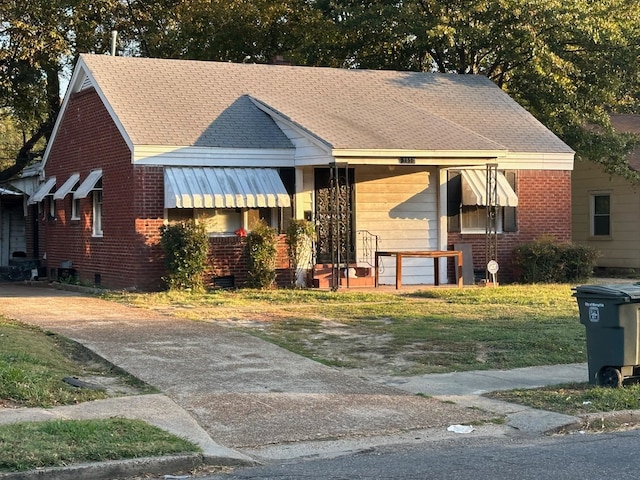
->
[356,230,379,267]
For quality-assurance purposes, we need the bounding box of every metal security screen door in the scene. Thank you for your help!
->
[314,167,355,267]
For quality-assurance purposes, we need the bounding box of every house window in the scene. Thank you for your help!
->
[167,208,241,236]
[197,209,242,235]
[167,207,291,236]
[591,194,610,237]
[48,196,56,219]
[460,205,502,233]
[447,170,517,234]
[247,207,292,233]
[71,197,80,220]
[92,190,103,237]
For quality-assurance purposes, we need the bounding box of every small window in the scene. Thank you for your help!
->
[197,209,241,235]
[168,208,241,236]
[92,190,103,237]
[447,170,516,234]
[460,206,502,234]
[71,197,81,220]
[591,194,610,236]
[167,207,291,236]
[48,196,56,219]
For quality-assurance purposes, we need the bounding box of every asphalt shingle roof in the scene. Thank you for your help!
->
[78,54,573,154]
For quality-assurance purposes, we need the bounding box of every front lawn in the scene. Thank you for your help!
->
[107,283,585,375]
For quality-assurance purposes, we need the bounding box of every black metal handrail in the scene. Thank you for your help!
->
[356,230,379,267]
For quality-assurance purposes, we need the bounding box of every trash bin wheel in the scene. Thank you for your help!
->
[599,367,623,388]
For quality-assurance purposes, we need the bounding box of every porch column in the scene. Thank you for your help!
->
[437,168,449,284]
[294,167,305,220]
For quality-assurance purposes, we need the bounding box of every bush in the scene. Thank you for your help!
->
[285,219,315,287]
[246,220,278,288]
[512,236,599,283]
[159,220,209,291]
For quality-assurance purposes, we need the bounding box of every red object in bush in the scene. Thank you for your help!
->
[235,227,247,237]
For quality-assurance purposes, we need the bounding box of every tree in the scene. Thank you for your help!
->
[315,0,640,180]
[0,0,130,182]
[123,0,335,64]
[1,0,639,182]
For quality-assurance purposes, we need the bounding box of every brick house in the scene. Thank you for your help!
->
[27,54,574,290]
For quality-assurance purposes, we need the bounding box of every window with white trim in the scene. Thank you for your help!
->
[447,170,517,234]
[92,188,103,237]
[48,195,56,219]
[591,193,611,237]
[460,205,503,233]
[71,197,80,220]
[166,207,291,236]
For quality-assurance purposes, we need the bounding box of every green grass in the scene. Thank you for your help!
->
[107,284,584,375]
[487,382,640,416]
[0,318,115,407]
[0,418,200,472]
[0,317,196,473]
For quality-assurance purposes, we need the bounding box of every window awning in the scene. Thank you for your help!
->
[0,186,21,196]
[73,170,103,199]
[164,167,291,209]
[461,170,518,207]
[53,173,80,200]
[27,177,56,204]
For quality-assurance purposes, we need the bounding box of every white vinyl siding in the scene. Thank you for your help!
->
[355,166,438,285]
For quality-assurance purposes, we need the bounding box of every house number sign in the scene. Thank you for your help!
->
[399,157,416,164]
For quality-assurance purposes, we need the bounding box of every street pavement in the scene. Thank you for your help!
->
[0,283,590,479]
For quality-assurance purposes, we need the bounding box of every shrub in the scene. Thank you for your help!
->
[285,219,315,287]
[159,220,209,291]
[512,235,599,283]
[246,220,278,288]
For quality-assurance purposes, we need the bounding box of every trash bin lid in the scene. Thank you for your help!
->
[574,283,640,300]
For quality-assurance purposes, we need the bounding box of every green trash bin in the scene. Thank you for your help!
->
[574,284,640,387]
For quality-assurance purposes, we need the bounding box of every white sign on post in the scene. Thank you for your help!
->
[487,260,499,287]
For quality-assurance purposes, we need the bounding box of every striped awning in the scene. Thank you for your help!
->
[461,170,518,207]
[27,177,56,204]
[164,167,291,209]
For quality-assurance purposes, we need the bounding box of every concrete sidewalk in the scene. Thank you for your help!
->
[0,283,588,479]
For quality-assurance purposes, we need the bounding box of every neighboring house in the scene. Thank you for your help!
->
[27,54,574,291]
[0,164,42,279]
[572,114,640,273]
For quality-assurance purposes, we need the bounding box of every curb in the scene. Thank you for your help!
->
[0,452,257,480]
[0,453,205,480]
[549,409,640,435]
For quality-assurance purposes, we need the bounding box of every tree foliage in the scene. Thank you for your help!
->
[1,0,639,182]
[317,0,640,180]
[0,0,129,181]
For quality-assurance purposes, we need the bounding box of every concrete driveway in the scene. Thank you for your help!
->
[0,283,497,457]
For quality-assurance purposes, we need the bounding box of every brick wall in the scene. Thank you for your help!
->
[42,88,166,290]
[448,170,572,282]
[42,87,292,291]
[205,235,292,288]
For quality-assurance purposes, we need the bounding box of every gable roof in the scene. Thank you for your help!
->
[51,54,573,162]
[610,114,640,171]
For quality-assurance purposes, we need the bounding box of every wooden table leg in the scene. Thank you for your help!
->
[375,253,379,287]
[395,253,402,289]
[433,257,440,286]
[457,251,463,287]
